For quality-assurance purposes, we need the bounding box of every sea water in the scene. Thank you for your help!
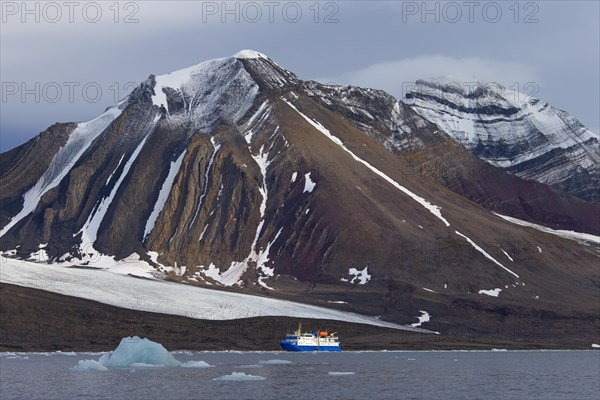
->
[1,350,598,399]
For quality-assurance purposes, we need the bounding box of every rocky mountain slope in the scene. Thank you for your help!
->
[405,80,600,203]
[0,51,598,341]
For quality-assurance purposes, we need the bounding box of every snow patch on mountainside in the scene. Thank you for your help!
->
[347,267,371,285]
[455,231,519,278]
[189,138,221,232]
[80,115,160,247]
[495,213,600,245]
[410,310,431,328]
[282,98,451,227]
[479,288,502,297]
[303,172,316,193]
[144,149,187,239]
[0,257,426,331]
[0,107,123,239]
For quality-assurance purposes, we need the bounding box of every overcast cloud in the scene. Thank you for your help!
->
[1,1,598,151]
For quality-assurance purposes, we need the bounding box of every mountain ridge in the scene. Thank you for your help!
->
[405,79,600,203]
[1,50,598,341]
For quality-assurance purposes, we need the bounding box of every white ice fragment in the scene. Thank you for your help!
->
[258,359,293,365]
[328,371,355,376]
[291,172,298,183]
[236,364,264,369]
[71,359,108,371]
[180,360,214,368]
[213,372,266,381]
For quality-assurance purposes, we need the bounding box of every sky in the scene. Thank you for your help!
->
[1,0,599,152]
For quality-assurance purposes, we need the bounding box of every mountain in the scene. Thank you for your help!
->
[405,80,600,203]
[1,50,599,345]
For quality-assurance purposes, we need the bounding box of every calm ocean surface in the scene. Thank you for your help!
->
[1,350,599,399]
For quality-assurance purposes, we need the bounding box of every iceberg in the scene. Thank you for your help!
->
[97,336,181,367]
[71,337,221,370]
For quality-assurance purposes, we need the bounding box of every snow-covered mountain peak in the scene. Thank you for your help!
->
[147,56,259,130]
[233,49,269,59]
[406,78,600,202]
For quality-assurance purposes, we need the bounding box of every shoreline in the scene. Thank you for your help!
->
[1,283,598,352]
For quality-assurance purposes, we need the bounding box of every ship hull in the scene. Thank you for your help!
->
[280,340,341,352]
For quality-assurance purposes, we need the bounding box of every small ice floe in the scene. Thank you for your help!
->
[236,364,264,369]
[328,300,348,304]
[6,355,29,360]
[422,287,437,293]
[213,372,266,381]
[491,348,508,351]
[71,360,108,371]
[407,358,416,361]
[591,344,600,349]
[258,359,293,365]
[478,288,502,297]
[328,371,355,376]
[537,246,542,253]
[180,360,214,368]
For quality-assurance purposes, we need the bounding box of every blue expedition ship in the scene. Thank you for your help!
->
[280,323,341,352]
